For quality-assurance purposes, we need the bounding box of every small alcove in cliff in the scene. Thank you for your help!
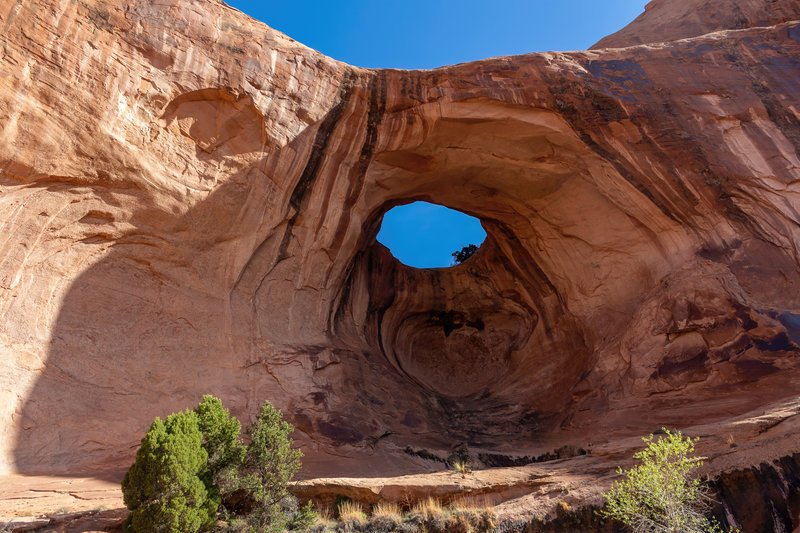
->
[376,201,486,268]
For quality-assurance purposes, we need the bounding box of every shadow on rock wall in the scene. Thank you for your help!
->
[11,83,589,479]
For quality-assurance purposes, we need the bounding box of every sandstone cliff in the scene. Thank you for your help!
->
[594,0,800,48]
[1,4,799,525]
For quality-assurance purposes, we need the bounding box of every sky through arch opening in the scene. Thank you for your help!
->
[376,201,487,268]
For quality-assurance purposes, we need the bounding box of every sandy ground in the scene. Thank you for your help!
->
[0,474,125,532]
[2,397,799,531]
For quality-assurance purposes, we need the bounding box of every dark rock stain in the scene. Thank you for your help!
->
[776,312,800,345]
[547,78,687,225]
[328,70,388,252]
[289,68,359,213]
[710,454,800,533]
[655,351,709,380]
[317,418,364,445]
[272,69,360,267]
[733,359,779,380]
[755,331,795,352]
[723,45,800,156]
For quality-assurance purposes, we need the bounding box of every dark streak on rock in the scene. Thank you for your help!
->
[547,78,686,225]
[289,68,358,213]
[330,264,355,333]
[731,6,751,30]
[329,70,387,253]
[82,2,114,32]
[271,68,359,267]
[734,302,759,330]
[723,45,800,160]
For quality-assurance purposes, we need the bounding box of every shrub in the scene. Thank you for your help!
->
[600,428,734,533]
[225,400,305,531]
[452,461,471,475]
[123,396,311,533]
[308,507,335,533]
[122,410,219,532]
[194,395,245,478]
[447,444,472,467]
[287,499,319,531]
[451,244,478,264]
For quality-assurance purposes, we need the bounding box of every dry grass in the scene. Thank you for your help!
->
[447,496,496,533]
[337,500,366,524]
[556,500,573,517]
[371,501,401,520]
[412,497,442,516]
[316,506,334,525]
[309,495,496,533]
[367,501,402,531]
[449,495,493,511]
[307,507,336,533]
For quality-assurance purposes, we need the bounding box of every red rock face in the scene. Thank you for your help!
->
[0,0,799,481]
[594,0,800,48]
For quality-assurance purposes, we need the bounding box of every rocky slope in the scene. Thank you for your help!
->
[594,0,800,48]
[1,0,799,527]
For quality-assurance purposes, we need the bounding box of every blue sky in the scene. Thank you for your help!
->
[225,0,648,267]
[376,202,487,268]
[225,1,648,70]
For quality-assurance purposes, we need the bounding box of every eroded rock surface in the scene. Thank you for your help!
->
[1,2,799,518]
[594,0,800,48]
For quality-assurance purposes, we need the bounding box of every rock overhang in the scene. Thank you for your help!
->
[0,0,798,484]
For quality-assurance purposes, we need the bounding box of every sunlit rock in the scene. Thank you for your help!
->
[0,2,798,507]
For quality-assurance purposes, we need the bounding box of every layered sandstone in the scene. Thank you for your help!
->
[1,0,800,527]
[594,0,800,48]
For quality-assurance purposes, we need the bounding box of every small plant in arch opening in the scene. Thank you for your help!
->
[452,243,478,265]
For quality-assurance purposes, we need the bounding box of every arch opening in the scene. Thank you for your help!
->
[375,201,486,268]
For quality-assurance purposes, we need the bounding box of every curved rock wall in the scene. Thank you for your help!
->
[0,0,799,478]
